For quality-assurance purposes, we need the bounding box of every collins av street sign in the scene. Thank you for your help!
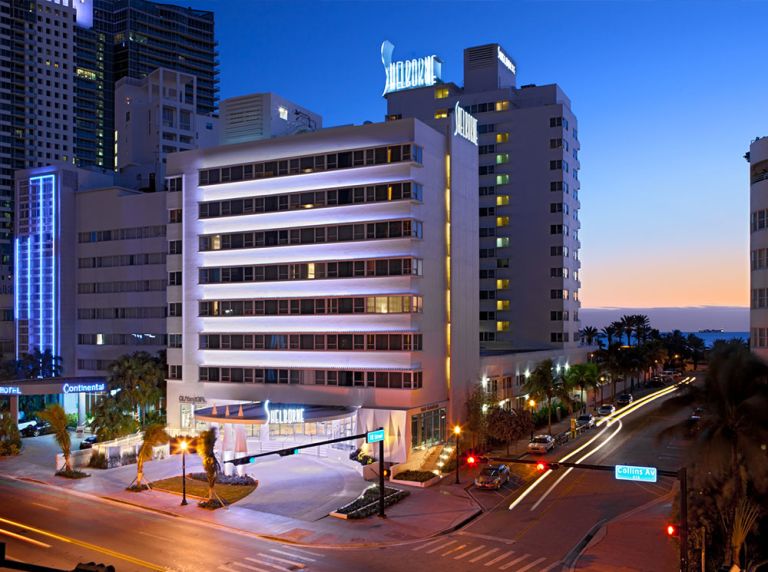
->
[615,464,658,483]
[366,428,385,444]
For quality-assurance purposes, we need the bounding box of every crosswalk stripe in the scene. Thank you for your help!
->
[540,561,563,572]
[281,547,324,558]
[456,545,486,560]
[269,549,317,563]
[231,562,268,572]
[426,540,456,554]
[442,544,467,556]
[485,550,515,566]
[471,547,499,563]
[499,554,530,570]
[515,556,547,572]
[238,559,287,572]
[218,567,241,572]
[413,538,446,552]
[251,554,305,569]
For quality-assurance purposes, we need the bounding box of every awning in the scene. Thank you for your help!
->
[194,400,358,425]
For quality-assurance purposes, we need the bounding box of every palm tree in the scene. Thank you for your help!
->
[632,314,651,345]
[618,315,634,346]
[133,423,169,490]
[686,334,706,370]
[565,363,599,412]
[659,342,768,569]
[16,348,62,379]
[523,359,570,435]
[38,404,72,474]
[198,428,221,505]
[580,326,599,346]
[90,394,138,442]
[109,352,164,425]
[601,325,618,347]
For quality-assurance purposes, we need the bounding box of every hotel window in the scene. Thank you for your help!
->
[496,237,509,248]
[480,311,496,321]
[496,153,509,164]
[479,186,496,196]
[478,124,495,134]
[169,303,182,317]
[169,271,182,286]
[169,240,182,255]
[551,332,566,342]
[169,209,182,224]
[496,174,509,185]
[385,114,402,121]
[479,207,495,217]
[479,144,496,155]
[434,87,450,99]
[496,216,509,227]
[551,311,570,321]
[480,290,496,300]
[479,165,495,175]
[550,268,569,278]
[496,132,509,143]
[550,138,563,149]
[551,246,568,256]
[496,321,510,332]
[496,279,509,289]
[168,334,182,348]
[167,177,182,192]
[168,365,182,380]
[496,300,510,311]
[434,109,449,119]
[479,332,496,342]
[495,100,509,111]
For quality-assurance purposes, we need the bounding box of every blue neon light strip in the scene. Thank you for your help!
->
[13,238,19,360]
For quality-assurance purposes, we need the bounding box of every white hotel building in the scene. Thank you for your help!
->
[165,118,480,463]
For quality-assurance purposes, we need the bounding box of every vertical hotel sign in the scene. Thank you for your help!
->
[381,40,442,95]
[454,102,478,146]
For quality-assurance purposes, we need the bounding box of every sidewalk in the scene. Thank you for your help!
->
[571,492,678,571]
[0,436,480,548]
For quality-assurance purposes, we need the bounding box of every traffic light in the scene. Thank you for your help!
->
[382,468,391,478]
[74,562,116,572]
[536,462,547,471]
[278,448,299,457]
[466,455,477,466]
[535,461,560,472]
[665,524,679,537]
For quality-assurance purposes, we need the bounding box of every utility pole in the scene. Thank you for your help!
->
[679,466,688,571]
[378,438,386,518]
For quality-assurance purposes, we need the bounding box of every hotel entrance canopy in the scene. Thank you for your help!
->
[194,401,357,425]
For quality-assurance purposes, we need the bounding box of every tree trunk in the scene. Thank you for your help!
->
[64,454,72,473]
[547,397,552,435]
[136,458,144,487]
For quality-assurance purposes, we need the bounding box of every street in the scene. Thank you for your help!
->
[0,378,693,572]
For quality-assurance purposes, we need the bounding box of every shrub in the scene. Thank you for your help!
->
[189,472,256,487]
[349,448,374,466]
[198,498,224,510]
[120,451,137,466]
[392,470,437,482]
[126,483,150,492]
[335,485,409,518]
[88,451,108,469]
[56,469,89,479]
[66,413,78,429]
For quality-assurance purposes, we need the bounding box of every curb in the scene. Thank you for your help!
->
[566,488,676,571]
[3,473,484,550]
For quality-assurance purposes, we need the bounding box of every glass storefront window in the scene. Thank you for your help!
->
[411,408,446,449]
[180,404,194,431]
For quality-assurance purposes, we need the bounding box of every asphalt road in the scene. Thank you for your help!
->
[0,377,693,572]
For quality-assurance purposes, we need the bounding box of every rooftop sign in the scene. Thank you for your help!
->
[454,102,478,145]
[497,46,516,74]
[381,40,442,96]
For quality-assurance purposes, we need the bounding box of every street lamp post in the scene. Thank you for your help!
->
[453,425,461,484]
[528,399,536,440]
[180,439,188,506]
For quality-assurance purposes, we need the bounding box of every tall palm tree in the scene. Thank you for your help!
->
[601,325,618,347]
[133,423,169,490]
[109,352,164,425]
[618,315,634,346]
[523,359,570,435]
[659,342,768,569]
[198,428,221,504]
[580,326,599,346]
[38,404,72,474]
[632,314,651,345]
[565,363,599,412]
[16,348,62,379]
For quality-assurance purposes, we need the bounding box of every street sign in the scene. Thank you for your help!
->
[366,428,385,444]
[615,464,658,483]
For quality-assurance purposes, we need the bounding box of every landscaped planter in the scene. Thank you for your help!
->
[330,485,410,519]
[390,470,441,488]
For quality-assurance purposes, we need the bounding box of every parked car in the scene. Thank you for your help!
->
[474,464,511,490]
[79,435,98,450]
[648,376,665,388]
[527,434,555,454]
[20,420,52,437]
[690,407,705,422]
[597,404,616,416]
[17,418,37,433]
[577,413,595,428]
[616,393,634,407]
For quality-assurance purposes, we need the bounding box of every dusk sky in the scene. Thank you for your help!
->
[172,0,762,310]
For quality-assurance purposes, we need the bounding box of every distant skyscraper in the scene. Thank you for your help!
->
[748,137,768,358]
[219,93,322,145]
[111,0,218,116]
[386,43,581,351]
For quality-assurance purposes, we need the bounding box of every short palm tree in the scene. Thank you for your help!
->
[580,326,599,346]
[38,404,72,473]
[601,325,617,347]
[197,428,221,505]
[133,423,170,490]
[523,359,570,435]
[565,363,599,412]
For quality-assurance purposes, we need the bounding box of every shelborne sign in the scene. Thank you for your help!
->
[381,40,442,96]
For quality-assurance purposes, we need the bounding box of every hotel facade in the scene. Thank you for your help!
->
[165,118,480,463]
[749,136,768,359]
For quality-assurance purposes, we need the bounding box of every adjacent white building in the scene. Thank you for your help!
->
[219,93,322,145]
[165,117,479,463]
[386,43,582,351]
[749,136,768,358]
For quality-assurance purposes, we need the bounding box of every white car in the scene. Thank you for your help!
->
[527,434,555,454]
[17,418,37,432]
[597,404,616,416]
[577,413,595,428]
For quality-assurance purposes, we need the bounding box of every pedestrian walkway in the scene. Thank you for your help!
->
[219,545,325,572]
[410,537,562,572]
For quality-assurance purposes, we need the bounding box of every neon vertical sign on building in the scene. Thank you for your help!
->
[381,41,442,96]
[15,174,58,360]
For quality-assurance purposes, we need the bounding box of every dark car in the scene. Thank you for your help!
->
[79,435,98,450]
[577,413,595,428]
[474,464,511,490]
[616,393,634,407]
[20,420,52,437]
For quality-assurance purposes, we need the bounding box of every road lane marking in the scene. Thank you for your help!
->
[232,562,269,572]
[252,554,305,568]
[455,545,486,560]
[0,516,165,571]
[269,548,318,562]
[499,553,529,569]
[471,547,499,562]
[485,550,515,566]
[30,502,59,512]
[515,556,547,571]
[540,561,563,572]
[425,539,455,554]
[442,544,467,556]
[0,527,51,548]
[412,538,445,552]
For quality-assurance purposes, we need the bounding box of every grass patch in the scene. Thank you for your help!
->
[392,470,437,482]
[149,475,256,506]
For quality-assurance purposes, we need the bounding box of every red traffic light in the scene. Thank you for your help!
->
[536,462,547,471]
[666,524,678,537]
[466,455,476,466]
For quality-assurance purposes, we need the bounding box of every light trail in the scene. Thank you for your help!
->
[0,516,167,571]
[509,376,694,512]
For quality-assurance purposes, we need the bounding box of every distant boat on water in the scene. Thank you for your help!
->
[698,328,725,333]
